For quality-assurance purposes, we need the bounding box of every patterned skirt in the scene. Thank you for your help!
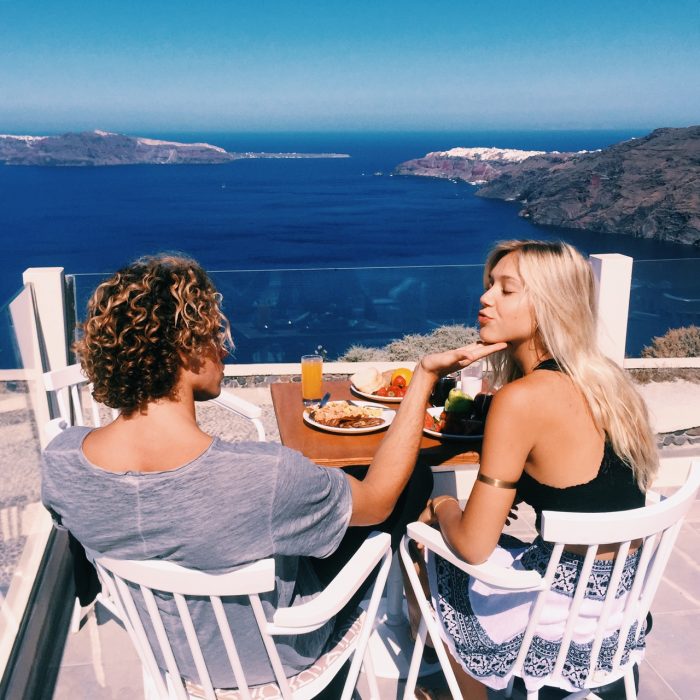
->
[427,535,646,693]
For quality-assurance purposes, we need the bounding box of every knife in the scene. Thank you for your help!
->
[318,392,331,408]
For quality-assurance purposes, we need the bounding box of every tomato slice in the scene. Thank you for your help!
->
[392,375,407,388]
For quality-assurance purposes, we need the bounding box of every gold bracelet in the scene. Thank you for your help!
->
[476,473,518,489]
[432,496,459,516]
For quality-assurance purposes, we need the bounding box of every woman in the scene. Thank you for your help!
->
[421,241,658,699]
[417,240,658,698]
[40,253,504,690]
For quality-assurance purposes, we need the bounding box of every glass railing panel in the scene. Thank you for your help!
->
[628,258,700,357]
[0,286,53,678]
[68,258,700,363]
[0,287,27,371]
[71,265,486,363]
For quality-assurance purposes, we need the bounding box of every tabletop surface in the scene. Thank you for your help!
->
[270,380,480,468]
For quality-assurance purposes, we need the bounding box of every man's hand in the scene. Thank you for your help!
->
[419,342,507,380]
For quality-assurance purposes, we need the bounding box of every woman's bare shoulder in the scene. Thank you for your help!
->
[487,377,540,431]
[491,374,538,407]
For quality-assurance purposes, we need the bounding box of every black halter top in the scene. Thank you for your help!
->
[516,359,644,528]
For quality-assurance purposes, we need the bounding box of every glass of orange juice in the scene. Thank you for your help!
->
[301,354,323,405]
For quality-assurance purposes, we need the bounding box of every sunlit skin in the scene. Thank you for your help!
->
[478,252,548,372]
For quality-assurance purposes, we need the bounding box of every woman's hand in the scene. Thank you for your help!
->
[419,342,507,381]
[418,496,461,527]
[418,499,438,527]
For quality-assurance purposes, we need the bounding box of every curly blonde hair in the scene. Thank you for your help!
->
[74,254,232,415]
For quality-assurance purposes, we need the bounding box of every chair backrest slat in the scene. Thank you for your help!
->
[551,547,598,679]
[636,520,684,621]
[173,592,217,700]
[512,542,565,673]
[137,583,190,700]
[211,595,252,700]
[249,594,293,699]
[69,384,85,425]
[585,540,631,681]
[610,532,657,669]
[99,566,170,699]
[87,386,104,426]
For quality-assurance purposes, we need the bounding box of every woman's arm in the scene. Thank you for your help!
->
[346,342,507,526]
[426,379,536,563]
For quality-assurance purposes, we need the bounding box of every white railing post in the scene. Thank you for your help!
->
[20,267,70,446]
[22,267,69,373]
[589,254,633,367]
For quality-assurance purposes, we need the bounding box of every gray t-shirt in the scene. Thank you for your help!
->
[41,426,353,688]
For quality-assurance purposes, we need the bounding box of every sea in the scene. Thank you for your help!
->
[1,130,698,365]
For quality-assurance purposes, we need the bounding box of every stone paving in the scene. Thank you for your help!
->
[0,382,42,597]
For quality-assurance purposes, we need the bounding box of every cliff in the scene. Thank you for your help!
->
[0,130,349,166]
[395,127,700,246]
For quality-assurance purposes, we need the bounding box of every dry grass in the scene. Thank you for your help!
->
[632,325,700,383]
[338,324,480,361]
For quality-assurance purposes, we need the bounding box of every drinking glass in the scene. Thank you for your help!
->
[301,354,323,405]
[430,372,458,407]
[460,361,483,398]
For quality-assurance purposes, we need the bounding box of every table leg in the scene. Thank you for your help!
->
[385,552,406,627]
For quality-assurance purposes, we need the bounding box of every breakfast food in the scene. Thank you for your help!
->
[350,368,385,395]
[351,366,414,399]
[424,391,493,436]
[308,401,384,428]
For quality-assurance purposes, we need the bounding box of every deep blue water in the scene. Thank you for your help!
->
[1,130,698,364]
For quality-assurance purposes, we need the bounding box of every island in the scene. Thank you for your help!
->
[395,126,700,246]
[0,130,350,167]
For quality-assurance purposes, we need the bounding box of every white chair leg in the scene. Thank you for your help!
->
[69,597,83,633]
[362,651,381,699]
[624,668,638,700]
[403,618,427,700]
[86,605,107,687]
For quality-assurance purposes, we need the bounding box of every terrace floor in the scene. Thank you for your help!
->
[12,382,700,699]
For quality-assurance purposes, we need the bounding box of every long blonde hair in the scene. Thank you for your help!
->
[485,240,658,490]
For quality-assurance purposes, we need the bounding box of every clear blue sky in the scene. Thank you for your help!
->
[1,0,698,133]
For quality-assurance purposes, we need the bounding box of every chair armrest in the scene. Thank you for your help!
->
[210,391,263,419]
[406,522,545,592]
[269,531,391,633]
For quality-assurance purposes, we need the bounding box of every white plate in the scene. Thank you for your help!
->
[423,406,483,441]
[350,384,403,403]
[303,401,396,434]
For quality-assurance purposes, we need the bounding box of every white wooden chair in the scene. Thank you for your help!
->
[43,363,267,633]
[43,363,119,429]
[88,531,392,700]
[42,363,266,441]
[399,461,700,700]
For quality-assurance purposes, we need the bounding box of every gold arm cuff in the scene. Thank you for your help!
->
[477,473,518,489]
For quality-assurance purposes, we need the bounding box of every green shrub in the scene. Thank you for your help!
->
[338,324,480,362]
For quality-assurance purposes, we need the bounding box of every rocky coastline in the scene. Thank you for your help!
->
[395,126,700,246]
[0,130,349,167]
